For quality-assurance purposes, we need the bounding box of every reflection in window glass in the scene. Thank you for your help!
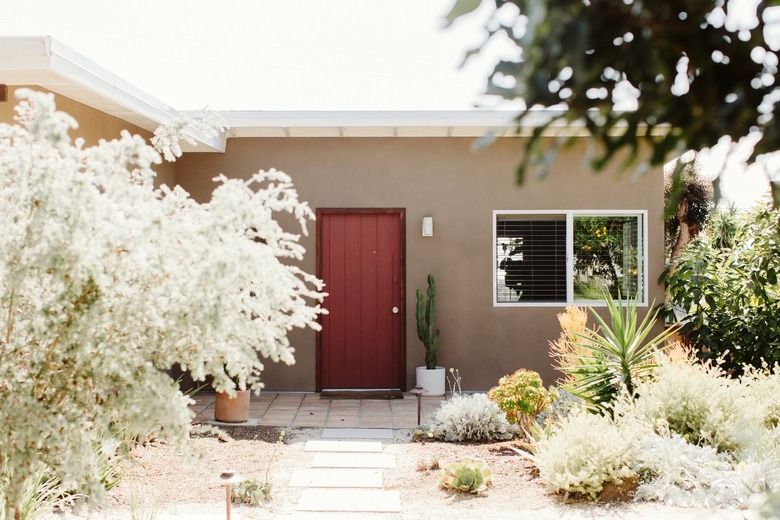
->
[573,216,642,301]
[496,215,566,303]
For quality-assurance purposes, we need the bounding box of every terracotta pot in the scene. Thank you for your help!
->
[214,390,251,423]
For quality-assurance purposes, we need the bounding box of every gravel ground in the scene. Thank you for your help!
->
[47,426,754,520]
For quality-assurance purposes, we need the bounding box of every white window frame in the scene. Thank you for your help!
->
[493,210,648,307]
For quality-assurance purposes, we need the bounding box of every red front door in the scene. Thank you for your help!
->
[317,209,405,390]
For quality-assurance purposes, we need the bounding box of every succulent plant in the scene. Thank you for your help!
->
[439,458,493,494]
[230,479,271,505]
[416,274,441,370]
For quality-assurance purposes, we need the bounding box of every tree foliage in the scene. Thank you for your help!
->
[0,90,325,515]
[663,161,714,264]
[662,203,780,375]
[446,0,780,206]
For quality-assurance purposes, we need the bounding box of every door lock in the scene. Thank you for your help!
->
[392,307,399,314]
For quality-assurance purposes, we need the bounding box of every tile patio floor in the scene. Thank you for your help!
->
[190,392,446,429]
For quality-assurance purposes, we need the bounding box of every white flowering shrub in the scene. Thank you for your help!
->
[0,90,324,516]
[423,394,518,442]
[531,408,641,499]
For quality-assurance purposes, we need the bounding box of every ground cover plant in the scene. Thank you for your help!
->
[0,91,325,517]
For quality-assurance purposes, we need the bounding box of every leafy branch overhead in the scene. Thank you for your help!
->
[447,0,780,206]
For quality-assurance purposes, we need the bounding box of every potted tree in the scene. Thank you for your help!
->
[415,274,445,396]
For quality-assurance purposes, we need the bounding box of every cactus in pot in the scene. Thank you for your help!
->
[416,274,440,370]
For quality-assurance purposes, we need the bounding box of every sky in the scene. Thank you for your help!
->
[2,0,506,111]
[0,0,773,206]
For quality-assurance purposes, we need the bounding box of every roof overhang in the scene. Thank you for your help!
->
[220,109,583,138]
[1,36,645,148]
[0,36,225,153]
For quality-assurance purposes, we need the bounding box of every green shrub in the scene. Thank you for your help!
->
[420,394,518,442]
[487,369,556,431]
[663,203,780,375]
[439,458,493,494]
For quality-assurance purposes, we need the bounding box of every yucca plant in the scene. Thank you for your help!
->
[560,292,677,415]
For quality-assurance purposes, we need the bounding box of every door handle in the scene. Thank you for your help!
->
[392,307,399,314]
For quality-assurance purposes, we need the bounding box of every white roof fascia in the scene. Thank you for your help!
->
[221,109,586,139]
[1,37,663,146]
[0,36,225,153]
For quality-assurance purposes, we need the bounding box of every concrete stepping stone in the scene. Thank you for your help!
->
[297,488,401,513]
[311,452,396,469]
[289,468,383,488]
[304,440,382,453]
[322,428,393,440]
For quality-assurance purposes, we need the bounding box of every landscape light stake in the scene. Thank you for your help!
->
[217,470,245,520]
[411,386,424,425]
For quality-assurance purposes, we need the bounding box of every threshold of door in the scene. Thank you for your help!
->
[320,389,404,400]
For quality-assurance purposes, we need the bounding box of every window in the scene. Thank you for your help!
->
[494,211,646,306]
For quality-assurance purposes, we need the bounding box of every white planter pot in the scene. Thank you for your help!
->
[415,366,446,396]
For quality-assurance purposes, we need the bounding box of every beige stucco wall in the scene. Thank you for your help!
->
[174,137,665,391]
[0,86,177,186]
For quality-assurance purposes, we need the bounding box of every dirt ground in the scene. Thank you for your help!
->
[49,426,753,520]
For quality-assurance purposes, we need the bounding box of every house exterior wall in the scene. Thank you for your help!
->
[0,86,177,186]
[174,137,665,391]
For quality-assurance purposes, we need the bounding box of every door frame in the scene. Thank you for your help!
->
[315,208,406,392]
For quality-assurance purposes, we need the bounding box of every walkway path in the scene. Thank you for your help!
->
[189,393,446,518]
[191,392,445,429]
[291,428,400,516]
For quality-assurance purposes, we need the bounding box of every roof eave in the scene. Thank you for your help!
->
[0,36,226,153]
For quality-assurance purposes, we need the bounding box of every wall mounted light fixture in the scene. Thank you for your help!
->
[422,216,433,237]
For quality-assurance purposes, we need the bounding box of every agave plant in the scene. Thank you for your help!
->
[560,292,677,415]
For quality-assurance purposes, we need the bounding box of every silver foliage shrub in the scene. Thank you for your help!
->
[636,433,780,508]
[531,408,642,499]
[632,362,744,453]
[530,360,780,507]
[423,394,518,442]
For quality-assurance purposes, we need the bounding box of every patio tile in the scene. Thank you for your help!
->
[296,419,328,426]
[321,428,393,440]
[325,419,361,427]
[304,440,383,453]
[297,489,400,512]
[310,452,396,469]
[258,417,295,426]
[289,468,383,488]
